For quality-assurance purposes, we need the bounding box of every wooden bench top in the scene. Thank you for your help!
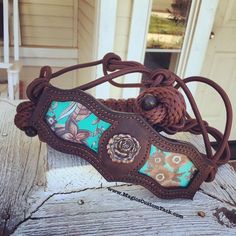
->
[0,99,236,235]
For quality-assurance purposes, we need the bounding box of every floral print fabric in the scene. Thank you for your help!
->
[45,101,111,153]
[139,145,197,187]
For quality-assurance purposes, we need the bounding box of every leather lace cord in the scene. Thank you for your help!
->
[15,53,232,182]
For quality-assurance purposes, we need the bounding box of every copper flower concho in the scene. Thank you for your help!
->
[107,134,141,163]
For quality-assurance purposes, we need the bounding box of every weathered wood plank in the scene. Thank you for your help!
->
[46,146,123,193]
[0,99,236,235]
[12,183,236,235]
[12,131,236,235]
[0,99,47,236]
[201,164,236,206]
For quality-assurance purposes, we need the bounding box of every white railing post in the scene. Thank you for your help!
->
[95,0,117,99]
[13,0,19,61]
[3,0,10,63]
[1,0,21,100]
[7,71,14,100]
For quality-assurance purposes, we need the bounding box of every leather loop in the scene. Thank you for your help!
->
[26,66,52,103]
[39,66,52,79]
[26,78,49,103]
[22,52,232,184]
[102,53,146,88]
[102,52,122,73]
[79,66,151,91]
[144,69,176,88]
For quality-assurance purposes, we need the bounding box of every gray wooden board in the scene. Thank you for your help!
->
[0,99,235,235]
[0,99,47,235]
[12,165,236,236]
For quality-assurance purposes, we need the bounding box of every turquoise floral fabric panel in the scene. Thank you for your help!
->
[45,101,111,152]
[139,145,197,187]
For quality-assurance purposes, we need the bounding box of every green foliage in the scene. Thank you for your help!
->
[149,15,185,35]
[147,37,183,49]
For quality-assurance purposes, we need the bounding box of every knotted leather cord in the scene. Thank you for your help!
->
[100,54,232,167]
[77,58,212,160]
[176,77,233,164]
[15,53,232,182]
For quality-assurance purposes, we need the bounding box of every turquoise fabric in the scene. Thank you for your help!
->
[139,144,197,187]
[46,101,111,153]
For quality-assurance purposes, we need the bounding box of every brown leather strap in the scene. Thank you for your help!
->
[97,72,232,181]
[177,77,232,163]
[21,52,232,182]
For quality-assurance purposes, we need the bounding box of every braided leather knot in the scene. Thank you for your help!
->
[14,101,37,136]
[26,66,52,102]
[144,69,176,88]
[15,66,52,137]
[103,53,122,72]
[135,86,186,129]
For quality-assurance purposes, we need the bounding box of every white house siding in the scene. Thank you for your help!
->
[19,66,77,97]
[77,0,97,95]
[114,0,132,59]
[5,0,133,98]
[19,0,78,47]
[17,0,83,98]
[111,0,133,98]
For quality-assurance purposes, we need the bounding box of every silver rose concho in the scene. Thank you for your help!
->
[107,134,141,164]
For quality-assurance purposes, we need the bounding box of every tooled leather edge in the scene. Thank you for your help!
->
[28,84,213,199]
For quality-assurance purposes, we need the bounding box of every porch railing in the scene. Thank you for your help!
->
[1,0,20,99]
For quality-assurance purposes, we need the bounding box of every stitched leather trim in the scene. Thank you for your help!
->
[29,85,213,199]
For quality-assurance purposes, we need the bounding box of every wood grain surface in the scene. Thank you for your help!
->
[0,99,235,236]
